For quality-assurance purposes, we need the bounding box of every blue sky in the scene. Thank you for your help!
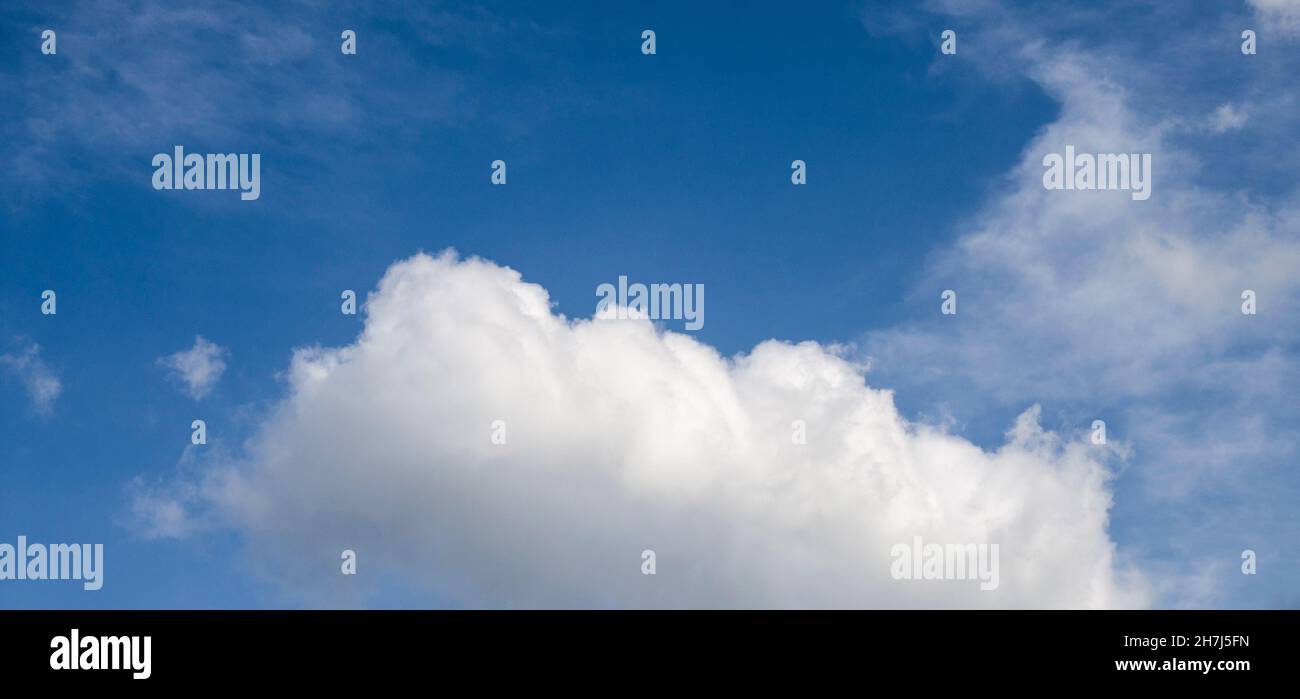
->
[1,1,1297,609]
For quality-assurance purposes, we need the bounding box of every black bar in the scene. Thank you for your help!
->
[0,610,1291,686]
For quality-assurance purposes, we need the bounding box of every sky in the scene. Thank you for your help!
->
[0,0,1296,608]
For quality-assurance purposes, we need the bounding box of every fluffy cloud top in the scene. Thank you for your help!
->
[158,336,227,400]
[1,340,62,416]
[141,251,1147,608]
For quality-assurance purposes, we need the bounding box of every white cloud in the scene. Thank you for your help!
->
[1,340,62,416]
[869,50,1300,406]
[859,9,1300,606]
[1209,103,1248,133]
[138,251,1148,608]
[130,486,197,539]
[158,336,227,400]
[1249,0,1300,35]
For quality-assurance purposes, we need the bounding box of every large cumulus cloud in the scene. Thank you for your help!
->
[137,251,1147,608]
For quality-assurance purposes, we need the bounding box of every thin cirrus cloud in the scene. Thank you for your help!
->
[157,336,227,400]
[1,0,536,209]
[133,251,1150,609]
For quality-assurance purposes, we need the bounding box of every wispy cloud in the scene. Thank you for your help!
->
[1209,103,1249,133]
[13,2,351,144]
[0,0,570,210]
[158,336,227,400]
[1,339,62,416]
[1249,0,1300,36]
[860,0,1300,607]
